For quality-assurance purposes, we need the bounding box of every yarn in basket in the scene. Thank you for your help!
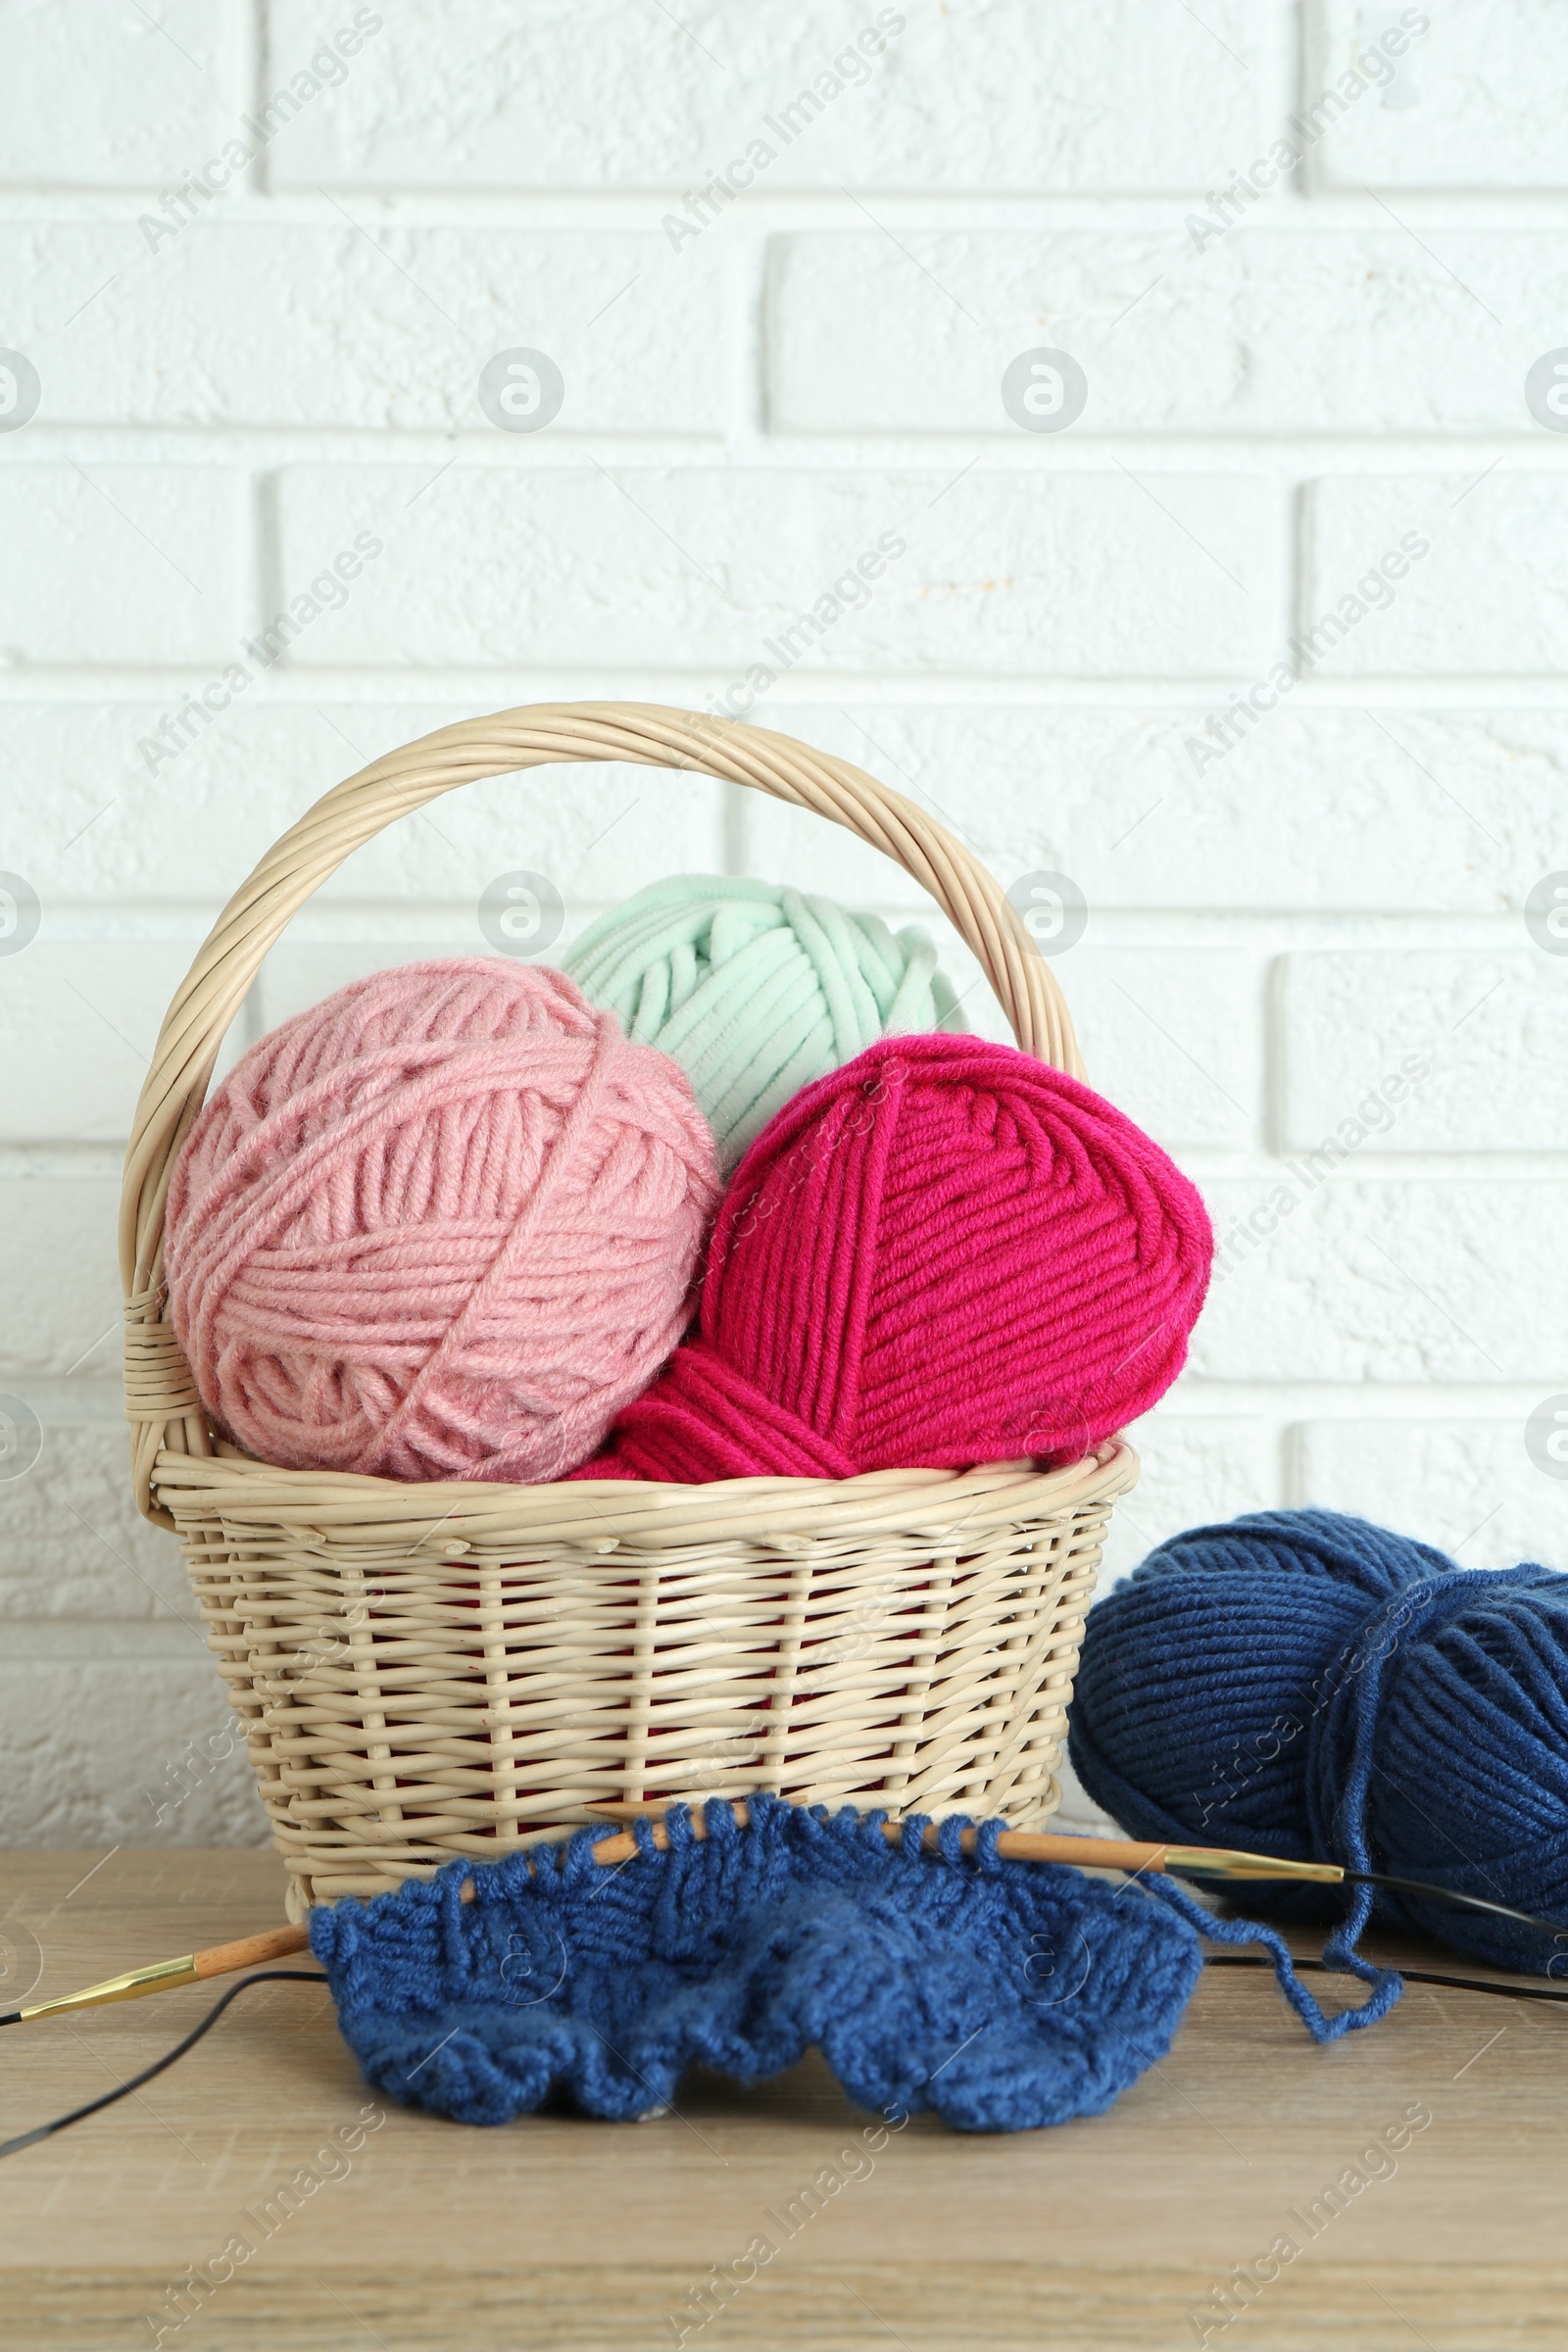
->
[563,875,961,1174]
[165,957,719,1484]
[580,1033,1214,1481]
[1068,1507,1568,1975]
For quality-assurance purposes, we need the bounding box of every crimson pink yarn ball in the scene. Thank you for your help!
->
[583,1033,1213,1482]
[165,958,720,1485]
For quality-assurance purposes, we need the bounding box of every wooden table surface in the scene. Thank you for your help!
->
[0,1848,1562,2352]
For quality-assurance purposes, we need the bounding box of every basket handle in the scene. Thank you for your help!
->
[120,702,1083,1520]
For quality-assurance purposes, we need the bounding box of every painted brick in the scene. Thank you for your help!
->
[733,703,1568,914]
[1295,1419,1568,1573]
[769,230,1561,436]
[19,688,1529,935]
[0,1179,122,1382]
[1194,1179,1568,1384]
[0,468,242,666]
[5,223,727,432]
[269,0,1261,193]
[1279,953,1568,1154]
[0,1661,268,1846]
[0,704,727,906]
[1302,478,1568,676]
[805,933,1260,1150]
[1096,1417,1279,1590]
[0,943,193,1145]
[274,466,1274,676]
[0,0,238,188]
[1310,1,1568,191]
[0,1424,191,1619]
[1054,952,1259,1151]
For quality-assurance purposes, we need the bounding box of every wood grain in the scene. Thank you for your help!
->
[1,1848,1562,2351]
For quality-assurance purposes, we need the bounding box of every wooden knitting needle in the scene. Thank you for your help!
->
[8,1800,1553,2028]
[588,1803,1565,1940]
[7,1924,317,2025]
[582,1800,1348,1885]
[0,1807,1342,2028]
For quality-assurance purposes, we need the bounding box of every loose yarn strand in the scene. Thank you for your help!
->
[1147,1877,1402,2043]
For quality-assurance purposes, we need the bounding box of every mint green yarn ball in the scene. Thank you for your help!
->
[562,875,963,1173]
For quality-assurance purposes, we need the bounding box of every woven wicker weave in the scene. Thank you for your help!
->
[121,705,1138,1917]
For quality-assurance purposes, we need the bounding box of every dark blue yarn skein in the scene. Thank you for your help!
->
[1068,1507,1568,1976]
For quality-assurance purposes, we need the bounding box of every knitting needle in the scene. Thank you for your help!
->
[586,1800,1566,1939]
[3,1925,317,2026]
[6,1802,1558,2028]
[583,1801,1349,1884]
[0,1811,1232,2028]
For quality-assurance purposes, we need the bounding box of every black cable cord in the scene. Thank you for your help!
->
[1203,1953,1568,2006]
[0,1972,325,2161]
[1347,1869,1566,1940]
[1172,1863,1565,1942]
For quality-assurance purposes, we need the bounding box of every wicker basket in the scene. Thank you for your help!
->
[121,704,1138,1919]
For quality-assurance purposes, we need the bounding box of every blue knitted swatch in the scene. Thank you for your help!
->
[310,1797,1207,2132]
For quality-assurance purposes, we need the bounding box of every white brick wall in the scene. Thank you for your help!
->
[768,231,1568,435]
[273,463,1273,674]
[5,224,731,430]
[0,0,1563,1847]
[266,0,1265,192]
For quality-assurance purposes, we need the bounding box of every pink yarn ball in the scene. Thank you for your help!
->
[165,958,720,1484]
[579,1034,1212,1483]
